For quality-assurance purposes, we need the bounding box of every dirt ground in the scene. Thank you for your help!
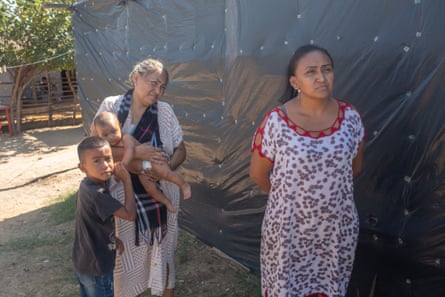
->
[0,125,260,297]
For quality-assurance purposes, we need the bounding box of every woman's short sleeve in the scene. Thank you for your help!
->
[251,110,277,163]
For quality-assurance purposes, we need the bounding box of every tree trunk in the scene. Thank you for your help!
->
[10,66,23,133]
[11,66,38,133]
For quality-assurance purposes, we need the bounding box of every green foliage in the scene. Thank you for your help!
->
[0,0,75,71]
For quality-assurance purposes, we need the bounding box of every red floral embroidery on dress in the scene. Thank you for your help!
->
[251,99,352,161]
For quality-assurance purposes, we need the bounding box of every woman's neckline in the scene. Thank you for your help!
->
[277,99,346,138]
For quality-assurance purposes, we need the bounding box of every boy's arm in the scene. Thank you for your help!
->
[113,162,137,221]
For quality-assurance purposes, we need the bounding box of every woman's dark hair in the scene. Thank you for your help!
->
[279,44,334,103]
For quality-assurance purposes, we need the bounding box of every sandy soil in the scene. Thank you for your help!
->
[0,125,86,243]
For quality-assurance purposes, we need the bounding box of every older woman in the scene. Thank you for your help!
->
[91,58,185,297]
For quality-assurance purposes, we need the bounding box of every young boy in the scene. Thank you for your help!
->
[93,111,191,213]
[72,136,136,297]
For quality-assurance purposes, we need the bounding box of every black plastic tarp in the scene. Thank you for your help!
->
[72,1,445,295]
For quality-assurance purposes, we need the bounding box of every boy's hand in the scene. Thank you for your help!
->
[114,162,130,181]
[115,237,124,255]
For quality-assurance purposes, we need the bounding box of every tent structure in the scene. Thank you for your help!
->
[72,1,445,295]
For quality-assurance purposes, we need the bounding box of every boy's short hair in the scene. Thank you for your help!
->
[77,136,110,161]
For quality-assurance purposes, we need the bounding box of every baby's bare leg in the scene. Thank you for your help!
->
[138,175,176,213]
[152,163,191,199]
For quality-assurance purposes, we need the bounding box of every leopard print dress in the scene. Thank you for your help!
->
[252,100,364,297]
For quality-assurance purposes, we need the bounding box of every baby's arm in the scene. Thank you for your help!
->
[121,134,138,167]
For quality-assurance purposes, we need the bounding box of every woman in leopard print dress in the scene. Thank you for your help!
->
[250,44,365,297]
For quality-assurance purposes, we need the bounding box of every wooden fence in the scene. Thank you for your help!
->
[0,73,81,134]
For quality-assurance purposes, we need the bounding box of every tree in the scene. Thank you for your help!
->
[0,0,76,133]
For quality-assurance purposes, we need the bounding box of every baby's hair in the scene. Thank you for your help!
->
[77,136,110,161]
[94,111,119,130]
[129,58,169,87]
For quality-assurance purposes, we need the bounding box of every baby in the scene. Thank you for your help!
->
[94,111,191,212]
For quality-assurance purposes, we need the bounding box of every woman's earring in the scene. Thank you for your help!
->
[294,88,300,98]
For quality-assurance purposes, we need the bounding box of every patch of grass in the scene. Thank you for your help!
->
[176,229,194,264]
[0,234,50,252]
[0,224,72,253]
[233,270,261,296]
[0,190,78,296]
[49,191,76,225]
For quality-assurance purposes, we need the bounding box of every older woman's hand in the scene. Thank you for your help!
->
[134,143,165,164]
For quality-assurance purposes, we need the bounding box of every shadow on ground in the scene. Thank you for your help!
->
[0,125,86,158]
